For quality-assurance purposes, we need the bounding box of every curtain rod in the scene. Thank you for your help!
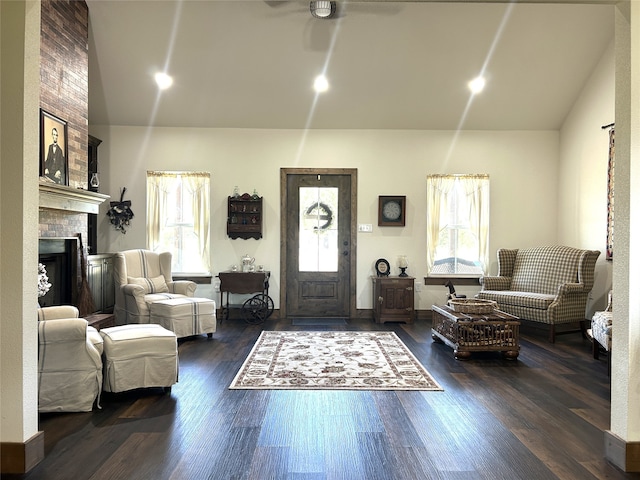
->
[601,123,614,130]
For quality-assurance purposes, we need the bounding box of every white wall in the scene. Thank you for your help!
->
[559,39,615,315]
[90,126,560,312]
[1,0,41,448]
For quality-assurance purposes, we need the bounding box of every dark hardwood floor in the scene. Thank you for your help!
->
[8,317,638,480]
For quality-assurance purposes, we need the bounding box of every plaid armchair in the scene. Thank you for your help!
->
[476,246,600,342]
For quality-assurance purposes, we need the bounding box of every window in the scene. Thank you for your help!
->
[146,171,210,274]
[426,174,489,276]
[299,186,339,272]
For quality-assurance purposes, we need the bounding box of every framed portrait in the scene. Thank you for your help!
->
[378,195,406,227]
[40,109,68,186]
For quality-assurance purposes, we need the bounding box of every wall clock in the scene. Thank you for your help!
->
[375,258,391,277]
[378,195,406,226]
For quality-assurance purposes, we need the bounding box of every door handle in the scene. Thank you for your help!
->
[343,250,348,256]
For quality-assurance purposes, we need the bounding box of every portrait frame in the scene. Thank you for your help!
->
[378,195,406,227]
[40,109,68,186]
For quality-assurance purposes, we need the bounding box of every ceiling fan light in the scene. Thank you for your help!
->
[310,0,336,19]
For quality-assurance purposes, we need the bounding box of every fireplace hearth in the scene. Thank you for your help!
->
[38,238,78,307]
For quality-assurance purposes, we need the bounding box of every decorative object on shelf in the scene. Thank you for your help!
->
[252,189,260,200]
[447,298,496,314]
[90,172,100,188]
[375,258,390,277]
[398,255,408,277]
[444,280,466,301]
[38,263,52,298]
[241,254,256,272]
[233,186,240,198]
[378,195,406,227]
[40,109,69,186]
[106,187,134,234]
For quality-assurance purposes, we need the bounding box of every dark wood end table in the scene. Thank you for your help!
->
[85,312,115,330]
[431,304,520,360]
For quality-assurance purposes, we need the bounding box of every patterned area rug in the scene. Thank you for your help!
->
[229,331,443,391]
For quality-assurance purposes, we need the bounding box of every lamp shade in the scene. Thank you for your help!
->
[310,1,336,19]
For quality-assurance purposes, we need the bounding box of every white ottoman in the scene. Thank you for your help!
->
[149,297,216,339]
[100,324,178,393]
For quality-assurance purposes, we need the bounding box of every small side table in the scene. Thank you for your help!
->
[85,312,115,331]
[218,271,270,322]
[431,304,520,360]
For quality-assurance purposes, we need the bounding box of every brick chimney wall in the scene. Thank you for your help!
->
[39,0,90,241]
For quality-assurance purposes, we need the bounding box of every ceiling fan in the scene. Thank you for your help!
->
[310,1,337,19]
[264,0,402,20]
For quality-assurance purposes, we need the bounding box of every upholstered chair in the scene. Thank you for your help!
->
[590,290,613,375]
[37,305,103,412]
[113,249,197,325]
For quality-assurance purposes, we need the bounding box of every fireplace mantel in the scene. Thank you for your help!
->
[39,180,110,214]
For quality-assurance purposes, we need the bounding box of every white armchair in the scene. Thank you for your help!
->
[113,249,197,325]
[37,306,103,412]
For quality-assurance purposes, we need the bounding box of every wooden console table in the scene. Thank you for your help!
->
[217,271,270,322]
[431,304,520,360]
[85,312,115,330]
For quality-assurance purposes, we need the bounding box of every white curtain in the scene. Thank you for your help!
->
[426,174,489,274]
[146,173,173,252]
[426,175,455,273]
[146,171,210,272]
[184,173,210,272]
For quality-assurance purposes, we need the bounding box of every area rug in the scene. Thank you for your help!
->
[229,331,443,391]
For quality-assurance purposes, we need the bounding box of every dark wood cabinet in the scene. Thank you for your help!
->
[87,253,115,313]
[87,135,102,254]
[227,195,262,240]
[372,276,414,323]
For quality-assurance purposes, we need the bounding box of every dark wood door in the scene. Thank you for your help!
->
[281,169,356,318]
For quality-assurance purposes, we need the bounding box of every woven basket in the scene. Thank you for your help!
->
[448,299,497,314]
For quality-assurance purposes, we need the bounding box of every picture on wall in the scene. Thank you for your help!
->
[40,109,68,186]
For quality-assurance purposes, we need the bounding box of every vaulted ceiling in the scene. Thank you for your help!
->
[86,0,615,130]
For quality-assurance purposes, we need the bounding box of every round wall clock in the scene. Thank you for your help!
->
[378,195,406,226]
[375,258,391,277]
[382,200,402,221]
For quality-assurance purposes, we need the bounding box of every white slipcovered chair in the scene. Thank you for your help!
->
[113,249,197,325]
[37,306,103,412]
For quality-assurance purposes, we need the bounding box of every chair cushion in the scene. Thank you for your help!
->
[477,290,555,310]
[128,275,169,294]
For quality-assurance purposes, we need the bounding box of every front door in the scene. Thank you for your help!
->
[280,168,357,319]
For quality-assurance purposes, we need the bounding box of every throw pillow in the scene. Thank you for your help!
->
[128,275,169,294]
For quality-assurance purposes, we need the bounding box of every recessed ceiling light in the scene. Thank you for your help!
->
[155,72,173,90]
[314,75,329,93]
[468,76,486,94]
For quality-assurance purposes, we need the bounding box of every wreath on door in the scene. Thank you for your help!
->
[305,202,333,231]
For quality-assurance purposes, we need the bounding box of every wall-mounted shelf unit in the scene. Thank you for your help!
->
[227,195,262,240]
